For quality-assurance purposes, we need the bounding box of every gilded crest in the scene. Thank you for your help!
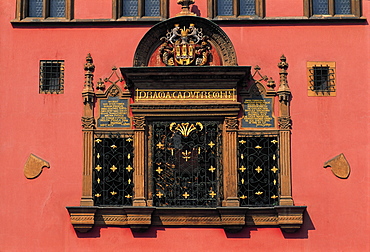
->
[159,23,211,66]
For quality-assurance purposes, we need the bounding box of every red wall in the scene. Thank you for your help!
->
[0,1,369,251]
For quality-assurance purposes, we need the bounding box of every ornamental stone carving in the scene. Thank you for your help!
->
[225,117,239,130]
[81,116,95,129]
[278,116,292,130]
[159,23,211,66]
[133,116,146,129]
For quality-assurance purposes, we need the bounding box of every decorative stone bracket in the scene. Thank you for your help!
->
[67,206,306,233]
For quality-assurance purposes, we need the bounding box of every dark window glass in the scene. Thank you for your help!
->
[217,0,233,16]
[335,0,351,14]
[50,0,66,17]
[312,0,329,15]
[145,0,160,16]
[240,0,256,15]
[313,66,329,91]
[122,0,138,16]
[40,60,64,93]
[28,0,43,17]
[238,136,279,206]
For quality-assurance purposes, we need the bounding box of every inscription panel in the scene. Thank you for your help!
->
[97,97,131,128]
[135,89,236,102]
[242,98,274,128]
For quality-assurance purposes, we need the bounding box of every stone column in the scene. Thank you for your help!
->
[133,116,147,206]
[222,117,239,207]
[80,54,95,207]
[277,55,294,206]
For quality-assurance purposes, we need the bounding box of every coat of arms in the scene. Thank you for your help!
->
[159,23,211,66]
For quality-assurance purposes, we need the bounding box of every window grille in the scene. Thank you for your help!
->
[308,64,335,94]
[238,135,279,206]
[39,60,64,94]
[93,133,134,206]
[152,121,222,207]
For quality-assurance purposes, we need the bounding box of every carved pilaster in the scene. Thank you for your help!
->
[80,54,95,207]
[222,117,239,207]
[277,55,293,206]
[133,116,146,206]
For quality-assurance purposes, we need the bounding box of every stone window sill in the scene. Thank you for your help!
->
[67,205,306,233]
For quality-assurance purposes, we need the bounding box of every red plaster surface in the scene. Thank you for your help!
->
[0,1,369,251]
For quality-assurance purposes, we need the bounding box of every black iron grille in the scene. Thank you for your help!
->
[93,132,134,206]
[40,60,64,93]
[238,136,279,206]
[152,121,222,207]
[309,65,335,93]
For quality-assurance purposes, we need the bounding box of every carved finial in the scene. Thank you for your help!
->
[176,0,196,16]
[277,54,291,101]
[83,53,95,105]
[267,77,276,91]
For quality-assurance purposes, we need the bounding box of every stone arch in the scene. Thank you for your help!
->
[133,16,238,66]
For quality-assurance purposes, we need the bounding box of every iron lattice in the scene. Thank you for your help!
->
[152,121,222,207]
[93,132,134,206]
[238,136,279,206]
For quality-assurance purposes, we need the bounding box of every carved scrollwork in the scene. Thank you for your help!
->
[82,116,95,129]
[225,117,238,130]
[133,116,146,129]
[278,116,292,130]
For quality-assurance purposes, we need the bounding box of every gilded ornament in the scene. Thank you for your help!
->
[110,165,118,172]
[239,166,246,172]
[182,192,190,199]
[126,165,133,172]
[255,166,262,173]
[208,166,216,172]
[170,122,203,137]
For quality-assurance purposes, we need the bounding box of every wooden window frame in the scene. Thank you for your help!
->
[113,0,169,21]
[207,0,265,19]
[307,61,336,97]
[15,0,73,21]
[304,0,362,17]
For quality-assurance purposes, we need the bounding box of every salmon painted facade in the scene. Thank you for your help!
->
[0,0,369,251]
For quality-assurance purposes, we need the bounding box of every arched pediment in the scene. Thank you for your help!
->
[133,16,237,67]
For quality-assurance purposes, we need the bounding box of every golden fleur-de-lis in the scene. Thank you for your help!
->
[255,166,262,173]
[208,166,216,172]
[95,193,101,197]
[156,191,164,198]
[95,165,102,171]
[110,191,117,195]
[126,138,133,142]
[271,140,278,144]
[128,179,132,184]
[111,145,117,149]
[125,194,132,198]
[239,165,246,172]
[182,150,191,161]
[170,122,203,137]
[209,191,216,198]
[97,178,100,184]
[95,139,102,143]
[182,192,190,199]
[241,178,245,184]
[255,191,263,195]
[239,140,246,144]
[110,165,118,172]
[271,195,278,199]
[97,153,100,159]
[126,165,133,172]
[240,154,244,160]
[255,145,262,149]
[240,195,247,199]
[208,141,215,148]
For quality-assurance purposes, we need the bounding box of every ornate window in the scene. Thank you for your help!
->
[39,60,64,94]
[113,0,168,20]
[304,0,362,17]
[15,0,73,20]
[307,61,336,96]
[208,0,265,19]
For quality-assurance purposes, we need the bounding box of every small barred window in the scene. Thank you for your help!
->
[39,60,64,94]
[307,62,336,96]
